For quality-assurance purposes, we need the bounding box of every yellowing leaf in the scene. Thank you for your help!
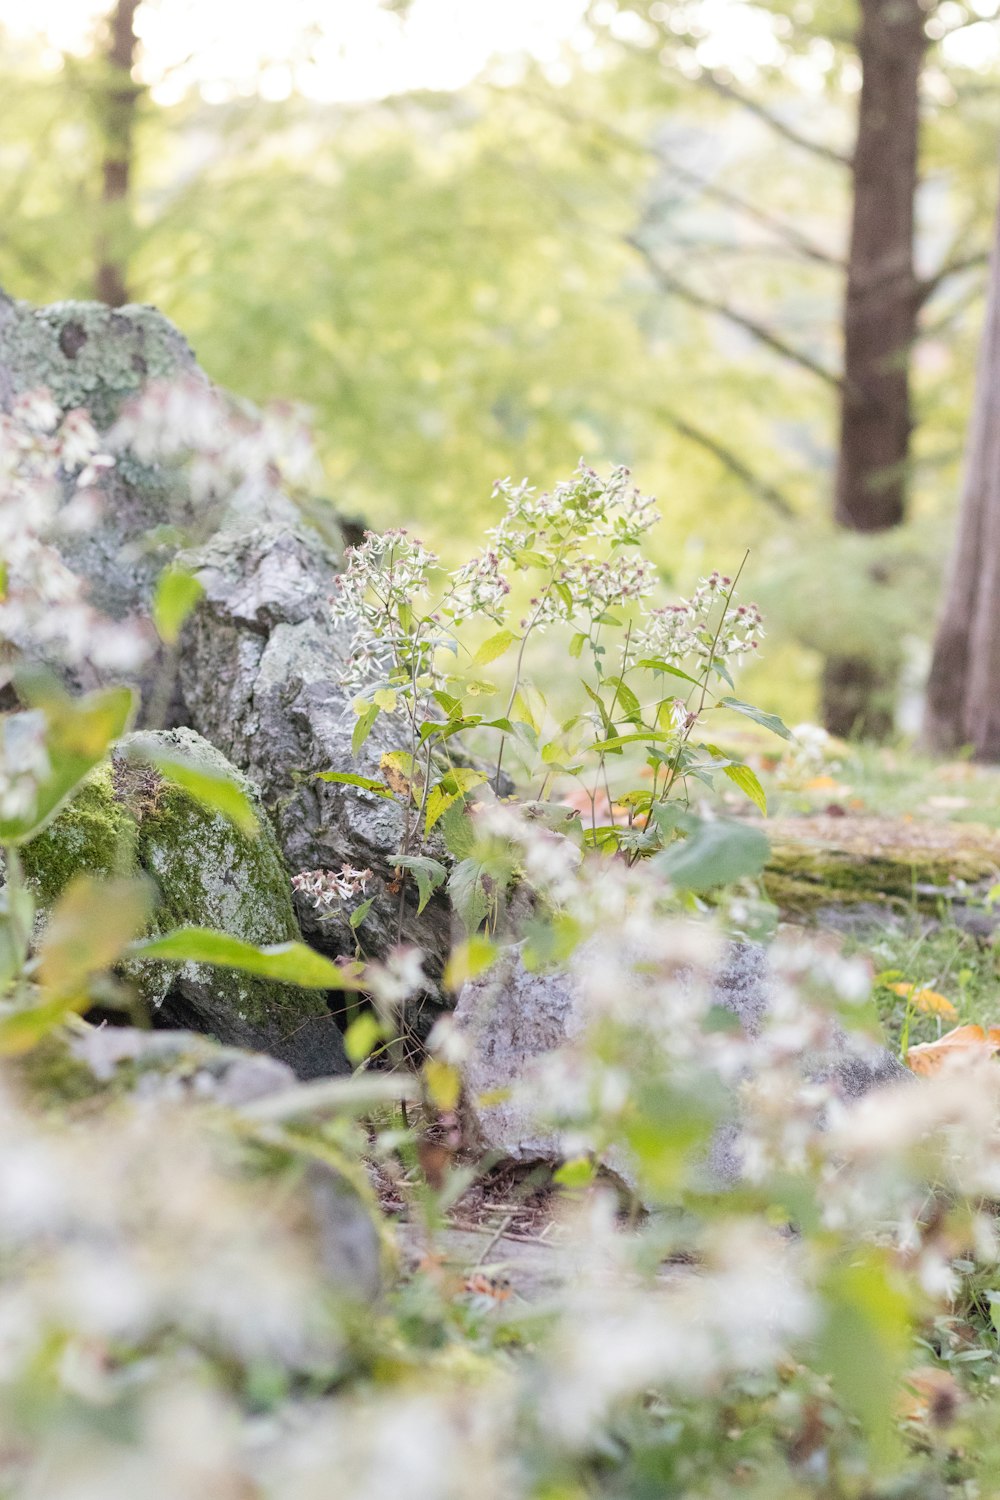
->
[888,983,958,1020]
[906,1024,1000,1076]
[381,750,422,798]
[473,628,517,666]
[152,566,203,645]
[38,876,154,1000]
[373,689,398,712]
[443,935,497,991]
[424,1057,461,1112]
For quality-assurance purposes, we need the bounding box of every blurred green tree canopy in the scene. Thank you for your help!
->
[1,1,998,720]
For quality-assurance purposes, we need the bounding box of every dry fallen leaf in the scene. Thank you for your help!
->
[898,1365,963,1428]
[464,1272,512,1302]
[888,983,959,1021]
[906,1024,1000,1076]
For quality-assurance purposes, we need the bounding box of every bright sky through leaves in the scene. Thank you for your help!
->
[1,0,995,102]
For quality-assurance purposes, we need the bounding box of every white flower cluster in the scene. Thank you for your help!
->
[447,547,511,624]
[634,571,764,666]
[330,529,439,628]
[0,388,152,678]
[472,463,660,631]
[110,374,319,504]
[488,463,659,553]
[365,943,427,1015]
[292,864,373,914]
[0,710,50,823]
[330,528,445,694]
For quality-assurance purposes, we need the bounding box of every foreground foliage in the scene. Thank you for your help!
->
[6,388,1000,1499]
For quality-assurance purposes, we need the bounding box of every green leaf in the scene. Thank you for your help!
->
[717,697,793,741]
[818,1250,911,1468]
[126,928,365,988]
[569,631,587,660]
[142,751,259,835]
[447,858,495,934]
[0,683,135,845]
[443,934,497,990]
[581,678,614,735]
[636,659,702,688]
[395,855,447,914]
[0,880,34,996]
[473,628,517,666]
[38,875,155,1000]
[592,730,674,752]
[344,1011,384,1065]
[432,690,463,719]
[654,817,770,892]
[605,676,642,721]
[723,763,768,816]
[316,771,394,799]
[438,800,476,859]
[348,896,375,931]
[352,704,380,756]
[0,995,84,1056]
[152,566,204,645]
[425,767,488,836]
[553,1156,596,1189]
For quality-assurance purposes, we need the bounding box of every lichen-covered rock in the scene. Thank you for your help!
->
[176,526,453,994]
[70,1025,297,1106]
[764,815,1000,918]
[0,292,325,695]
[1,292,452,987]
[0,293,195,427]
[10,1024,385,1304]
[22,727,348,1079]
[454,940,911,1185]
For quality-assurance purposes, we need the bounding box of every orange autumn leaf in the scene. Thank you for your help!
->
[888,983,959,1021]
[804,774,840,791]
[906,1024,1000,1076]
[898,1366,963,1428]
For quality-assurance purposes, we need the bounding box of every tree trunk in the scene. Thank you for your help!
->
[924,193,1000,758]
[95,0,142,307]
[822,0,927,737]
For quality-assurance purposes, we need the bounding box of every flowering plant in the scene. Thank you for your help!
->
[322,463,783,938]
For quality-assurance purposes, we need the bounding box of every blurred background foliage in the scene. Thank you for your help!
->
[1,0,998,725]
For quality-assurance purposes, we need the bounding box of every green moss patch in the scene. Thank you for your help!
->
[763,815,1000,915]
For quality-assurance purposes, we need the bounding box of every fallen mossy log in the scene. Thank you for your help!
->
[762,816,1000,917]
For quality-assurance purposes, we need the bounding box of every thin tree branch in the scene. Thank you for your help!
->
[514,85,845,270]
[627,235,844,391]
[649,152,844,269]
[651,406,797,517]
[916,250,991,308]
[693,69,853,169]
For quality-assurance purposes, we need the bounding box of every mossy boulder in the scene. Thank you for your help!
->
[763,815,1000,917]
[22,728,348,1079]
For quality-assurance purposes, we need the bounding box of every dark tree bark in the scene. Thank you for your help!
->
[924,194,1000,758]
[94,0,142,307]
[822,0,928,737]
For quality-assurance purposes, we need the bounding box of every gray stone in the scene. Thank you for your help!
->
[68,1024,298,1106]
[56,1024,383,1302]
[22,727,349,1079]
[176,527,453,989]
[454,940,912,1184]
[0,293,452,986]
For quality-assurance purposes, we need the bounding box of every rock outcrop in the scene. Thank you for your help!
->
[22,727,348,1078]
[0,292,453,990]
[454,940,912,1187]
